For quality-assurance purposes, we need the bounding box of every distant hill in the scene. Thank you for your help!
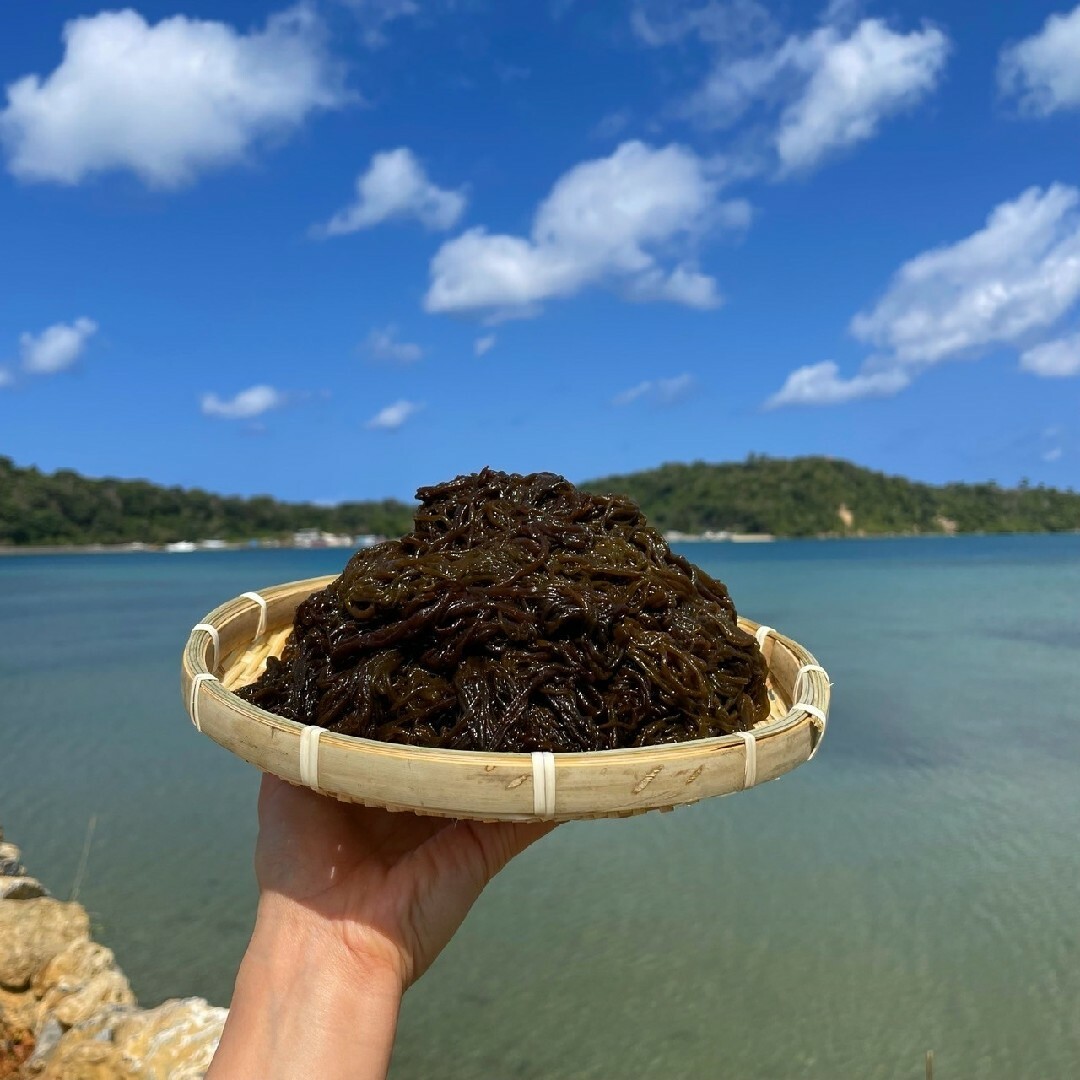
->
[1,454,1078,547]
[0,456,415,546]
[584,456,1080,537]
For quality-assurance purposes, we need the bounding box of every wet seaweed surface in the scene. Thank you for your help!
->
[239,469,769,752]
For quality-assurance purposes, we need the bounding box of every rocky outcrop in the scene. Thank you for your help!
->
[34,1000,226,1080]
[0,826,226,1079]
[0,900,88,993]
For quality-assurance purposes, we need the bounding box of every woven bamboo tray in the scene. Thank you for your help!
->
[181,575,830,822]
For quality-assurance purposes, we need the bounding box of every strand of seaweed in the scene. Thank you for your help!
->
[239,469,769,752]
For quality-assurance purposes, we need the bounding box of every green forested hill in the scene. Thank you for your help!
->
[1,454,1078,547]
[0,456,415,546]
[584,456,1080,537]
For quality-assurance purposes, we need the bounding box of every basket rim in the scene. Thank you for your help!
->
[182,574,830,765]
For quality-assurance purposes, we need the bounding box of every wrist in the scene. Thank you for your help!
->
[208,894,403,1080]
[252,891,407,996]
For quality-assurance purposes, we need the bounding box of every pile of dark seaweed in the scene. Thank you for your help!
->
[239,469,770,752]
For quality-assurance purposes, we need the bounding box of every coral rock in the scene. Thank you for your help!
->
[23,1016,62,1073]
[0,843,24,878]
[0,899,89,991]
[117,998,228,1080]
[34,939,126,998]
[0,878,48,901]
[55,971,135,1031]
[42,999,227,1080]
[0,985,40,1042]
[38,1036,139,1080]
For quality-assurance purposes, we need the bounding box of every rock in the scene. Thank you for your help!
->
[117,998,227,1080]
[42,1002,131,1043]
[1,986,37,1078]
[0,834,227,1079]
[23,1015,62,1073]
[0,985,40,1041]
[0,843,24,877]
[35,940,135,1031]
[42,999,226,1080]
[53,970,135,1031]
[32,1006,135,1078]
[34,939,126,999]
[38,1037,139,1080]
[0,899,89,991]
[0,1022,35,1078]
[0,877,48,900]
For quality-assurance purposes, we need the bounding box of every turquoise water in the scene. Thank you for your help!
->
[2,537,1079,1078]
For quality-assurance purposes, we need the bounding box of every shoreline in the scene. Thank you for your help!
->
[3,530,1079,558]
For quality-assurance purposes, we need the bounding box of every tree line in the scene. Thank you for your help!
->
[0,457,415,546]
[584,455,1080,537]
[2,454,1078,547]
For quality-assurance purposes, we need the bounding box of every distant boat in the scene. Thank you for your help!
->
[165,541,197,553]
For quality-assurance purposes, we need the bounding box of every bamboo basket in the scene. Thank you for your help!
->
[181,575,830,822]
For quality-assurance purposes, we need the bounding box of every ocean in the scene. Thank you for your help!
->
[1,536,1079,1079]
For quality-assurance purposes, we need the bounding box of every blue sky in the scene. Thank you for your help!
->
[2,0,1080,502]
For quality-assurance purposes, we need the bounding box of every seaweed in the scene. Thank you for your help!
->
[238,468,769,752]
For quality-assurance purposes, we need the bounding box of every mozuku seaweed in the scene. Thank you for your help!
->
[239,468,769,752]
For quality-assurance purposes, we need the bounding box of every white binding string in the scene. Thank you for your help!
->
[735,731,758,789]
[299,726,323,792]
[792,662,830,757]
[240,591,268,639]
[189,673,217,732]
[793,663,828,701]
[799,702,828,758]
[754,625,774,650]
[531,751,556,819]
[192,623,220,672]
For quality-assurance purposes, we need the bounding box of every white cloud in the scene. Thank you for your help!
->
[0,368,13,389]
[425,140,744,318]
[339,0,419,49]
[613,372,697,406]
[363,324,423,363]
[1040,425,1065,463]
[591,110,633,141]
[775,20,949,173]
[319,148,465,235]
[0,8,344,187]
[366,399,420,430]
[474,334,496,356]
[20,317,97,374]
[614,380,652,406]
[765,361,909,407]
[201,385,285,419]
[851,185,1080,365]
[631,0,778,51]
[999,4,1080,116]
[768,184,1080,407]
[679,15,948,173]
[1020,333,1080,377]
[626,264,725,308]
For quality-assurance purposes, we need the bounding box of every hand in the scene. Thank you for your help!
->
[208,775,555,1080]
[254,773,555,990]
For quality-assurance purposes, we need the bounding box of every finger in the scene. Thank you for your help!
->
[346,804,452,862]
[469,819,559,878]
[423,818,558,890]
[258,772,340,835]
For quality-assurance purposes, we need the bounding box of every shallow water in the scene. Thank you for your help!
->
[2,536,1079,1078]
